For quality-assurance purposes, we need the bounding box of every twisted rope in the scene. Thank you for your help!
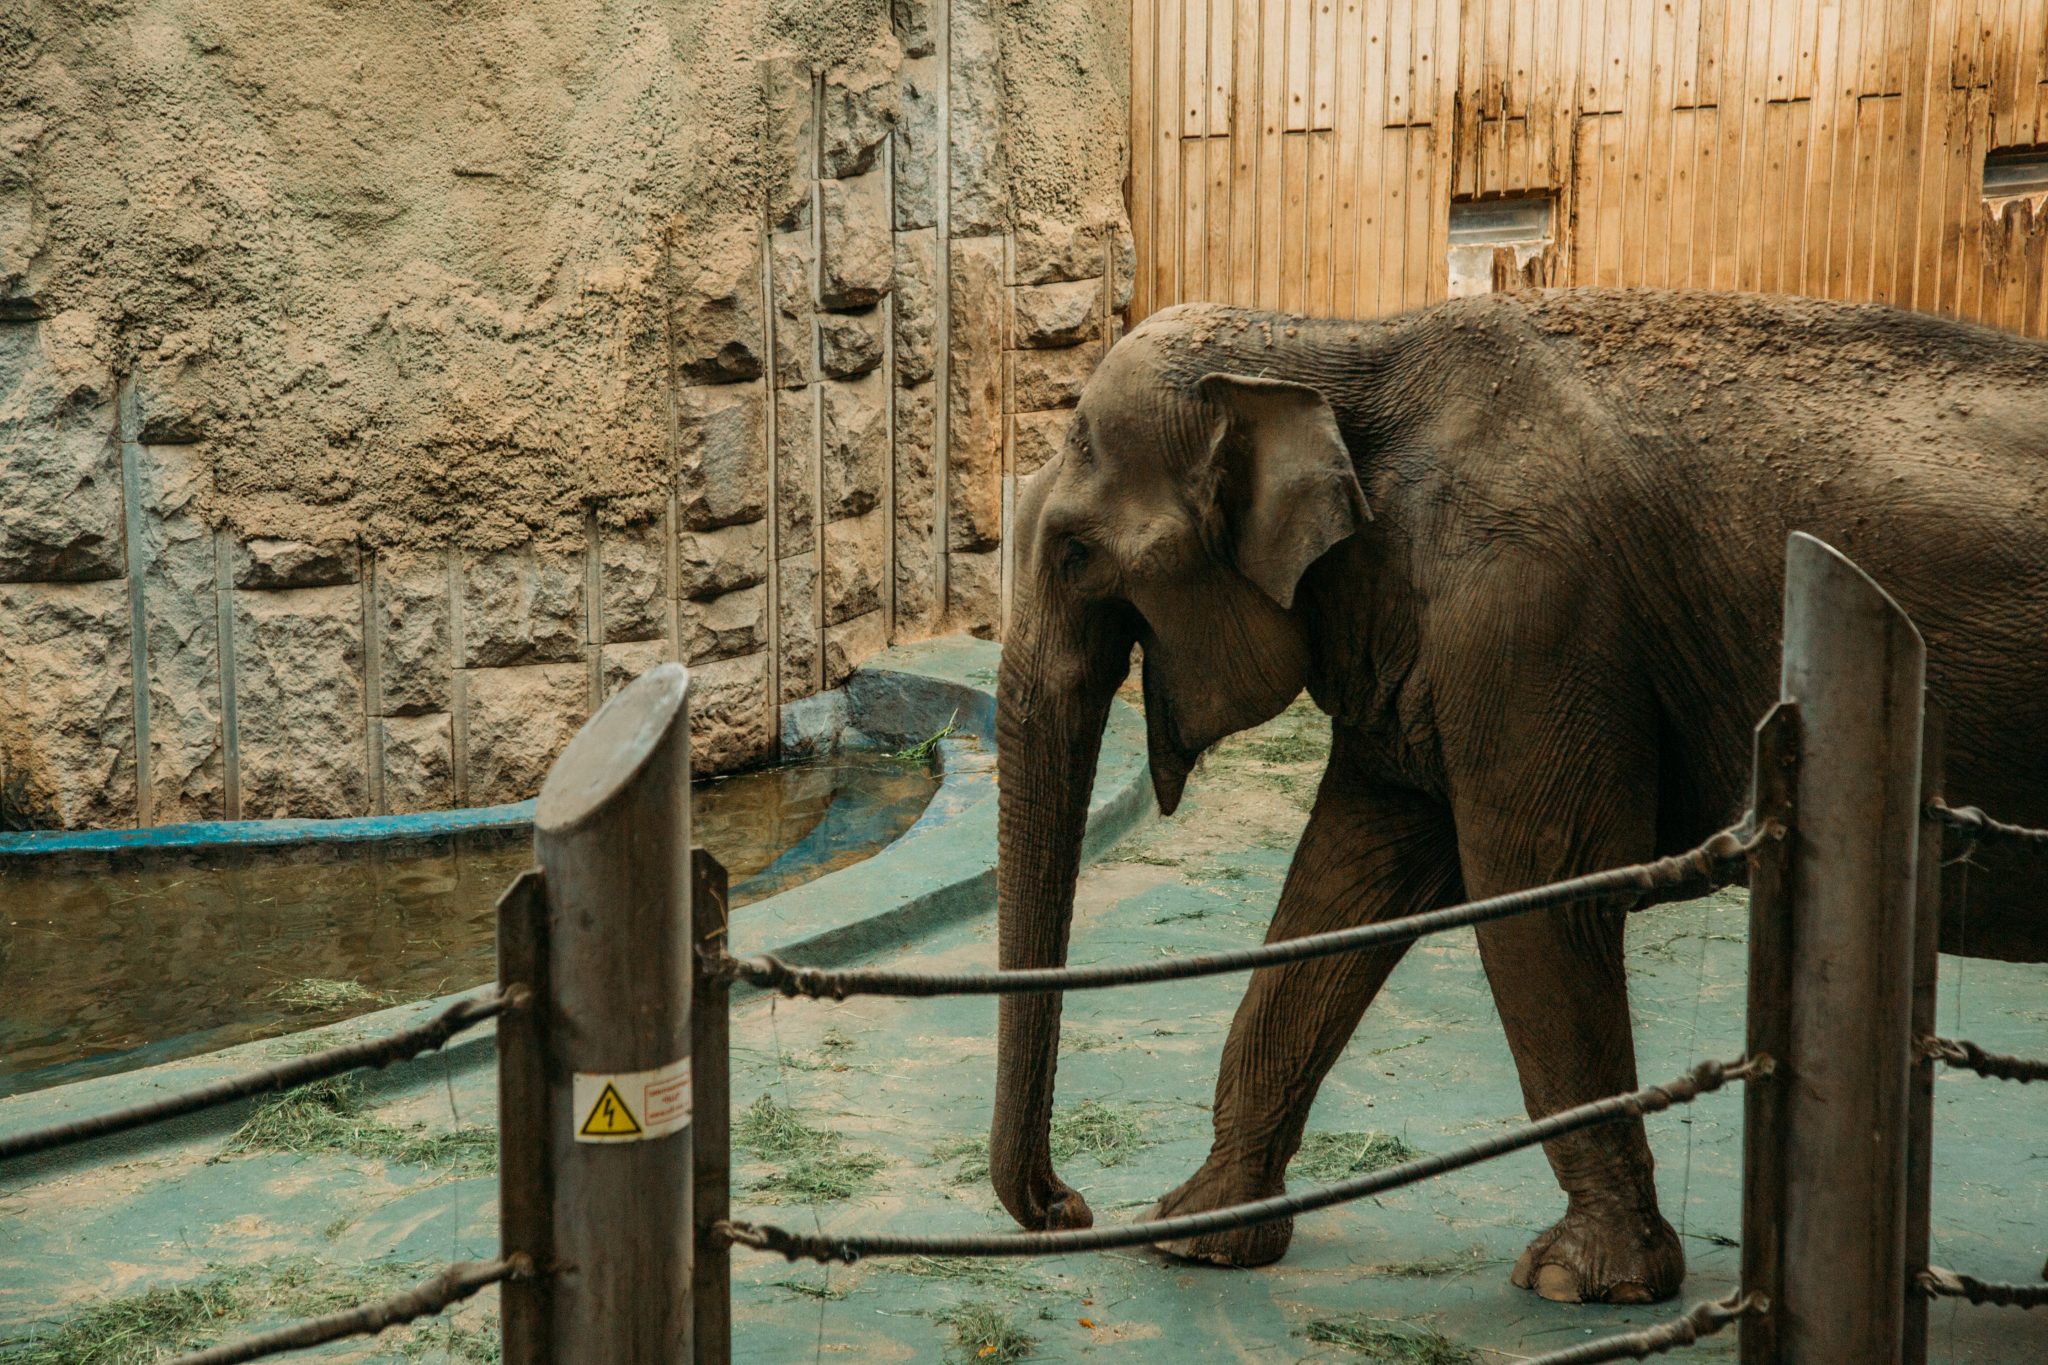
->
[1517,1293,1765,1364]
[164,1256,529,1365]
[1918,1265,2048,1309]
[0,989,521,1163]
[717,1056,1758,1263]
[719,823,1767,1000]
[1926,801,2048,852]
[1922,1036,2048,1084]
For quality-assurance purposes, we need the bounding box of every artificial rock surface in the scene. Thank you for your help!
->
[1,0,1128,828]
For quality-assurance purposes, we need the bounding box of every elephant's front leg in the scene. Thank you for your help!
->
[1459,794,1682,1305]
[1148,755,1460,1267]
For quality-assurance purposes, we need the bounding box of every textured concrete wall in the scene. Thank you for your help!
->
[0,0,1129,829]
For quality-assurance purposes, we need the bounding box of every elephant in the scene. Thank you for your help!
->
[989,287,2048,1305]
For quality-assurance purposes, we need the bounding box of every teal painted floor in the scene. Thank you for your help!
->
[3,696,2044,1362]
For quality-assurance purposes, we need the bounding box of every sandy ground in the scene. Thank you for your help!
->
[3,695,2045,1362]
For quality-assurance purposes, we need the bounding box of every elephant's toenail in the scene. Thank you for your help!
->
[1533,1263,1585,1303]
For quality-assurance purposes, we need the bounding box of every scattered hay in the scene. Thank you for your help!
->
[896,1257,1041,1292]
[265,1030,365,1058]
[223,1077,496,1176]
[1359,1246,1497,1278]
[780,1028,861,1070]
[1292,1131,1425,1183]
[266,978,390,1012]
[1112,847,1182,867]
[1298,1315,1475,1362]
[1065,1031,1118,1053]
[397,1321,500,1363]
[771,1277,849,1300]
[0,1259,426,1365]
[1242,731,1324,764]
[1049,1100,1145,1167]
[1265,771,1317,810]
[892,711,960,765]
[734,1094,828,1159]
[939,1301,1037,1363]
[749,1149,886,1203]
[928,1135,992,1185]
[1365,1036,1431,1058]
[736,1095,886,1203]
[926,1100,1146,1184]
[0,1277,245,1365]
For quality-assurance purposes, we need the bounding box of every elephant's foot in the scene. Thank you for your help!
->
[1509,1206,1684,1304]
[997,1169,1095,1233]
[1142,1163,1291,1267]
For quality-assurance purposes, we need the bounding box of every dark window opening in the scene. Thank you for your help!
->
[1984,149,2048,200]
[1448,196,1554,247]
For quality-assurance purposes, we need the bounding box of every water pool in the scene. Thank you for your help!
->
[0,750,937,1097]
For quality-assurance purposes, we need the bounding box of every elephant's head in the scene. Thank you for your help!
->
[991,316,1371,1231]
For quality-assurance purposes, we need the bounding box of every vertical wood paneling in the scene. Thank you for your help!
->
[1232,0,1263,305]
[1155,0,1185,311]
[1258,0,1288,304]
[1131,0,2048,338]
[1129,0,1153,319]
[1331,0,1367,309]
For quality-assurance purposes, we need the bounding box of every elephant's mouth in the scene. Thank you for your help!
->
[1140,655,1197,816]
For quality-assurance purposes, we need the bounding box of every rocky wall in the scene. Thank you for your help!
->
[0,0,1129,829]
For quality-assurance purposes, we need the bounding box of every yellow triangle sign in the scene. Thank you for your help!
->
[579,1082,643,1137]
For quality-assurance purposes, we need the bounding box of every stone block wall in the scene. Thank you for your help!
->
[0,0,1130,830]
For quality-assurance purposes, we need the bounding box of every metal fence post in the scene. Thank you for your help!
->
[1738,702,1799,1365]
[531,662,695,1363]
[1901,707,1945,1365]
[1770,532,1927,1364]
[498,868,554,1362]
[691,849,733,1364]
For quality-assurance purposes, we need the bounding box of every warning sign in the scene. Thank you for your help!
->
[571,1058,691,1144]
[578,1083,642,1138]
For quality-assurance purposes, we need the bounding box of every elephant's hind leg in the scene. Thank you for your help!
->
[1148,755,1461,1268]
[1456,779,1682,1306]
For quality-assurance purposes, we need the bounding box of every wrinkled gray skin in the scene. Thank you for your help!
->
[991,288,2048,1304]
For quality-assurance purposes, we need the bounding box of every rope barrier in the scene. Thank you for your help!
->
[717,1056,1759,1263]
[1516,1293,1765,1365]
[1921,1036,2048,1084]
[164,1256,530,1365]
[1918,1265,2048,1309]
[1925,801,2048,852]
[719,823,1768,1000]
[0,989,521,1163]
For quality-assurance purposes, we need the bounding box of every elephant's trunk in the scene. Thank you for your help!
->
[989,616,1128,1232]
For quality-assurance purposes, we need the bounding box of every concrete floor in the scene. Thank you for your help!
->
[3,696,2044,1362]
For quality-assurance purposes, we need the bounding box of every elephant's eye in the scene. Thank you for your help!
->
[1059,537,1092,578]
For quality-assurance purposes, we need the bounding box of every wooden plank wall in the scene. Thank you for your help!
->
[1128,0,2048,335]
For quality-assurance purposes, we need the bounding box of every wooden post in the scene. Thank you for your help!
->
[1738,702,1799,1365]
[1901,708,1945,1365]
[531,662,695,1363]
[691,850,733,1365]
[1769,532,1927,1364]
[497,868,554,1362]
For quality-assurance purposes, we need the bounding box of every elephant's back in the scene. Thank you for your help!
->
[1505,292,2048,868]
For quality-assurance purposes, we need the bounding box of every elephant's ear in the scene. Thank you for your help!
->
[1194,372,1369,610]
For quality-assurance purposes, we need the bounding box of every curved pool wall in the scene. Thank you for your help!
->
[0,634,1153,1173]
